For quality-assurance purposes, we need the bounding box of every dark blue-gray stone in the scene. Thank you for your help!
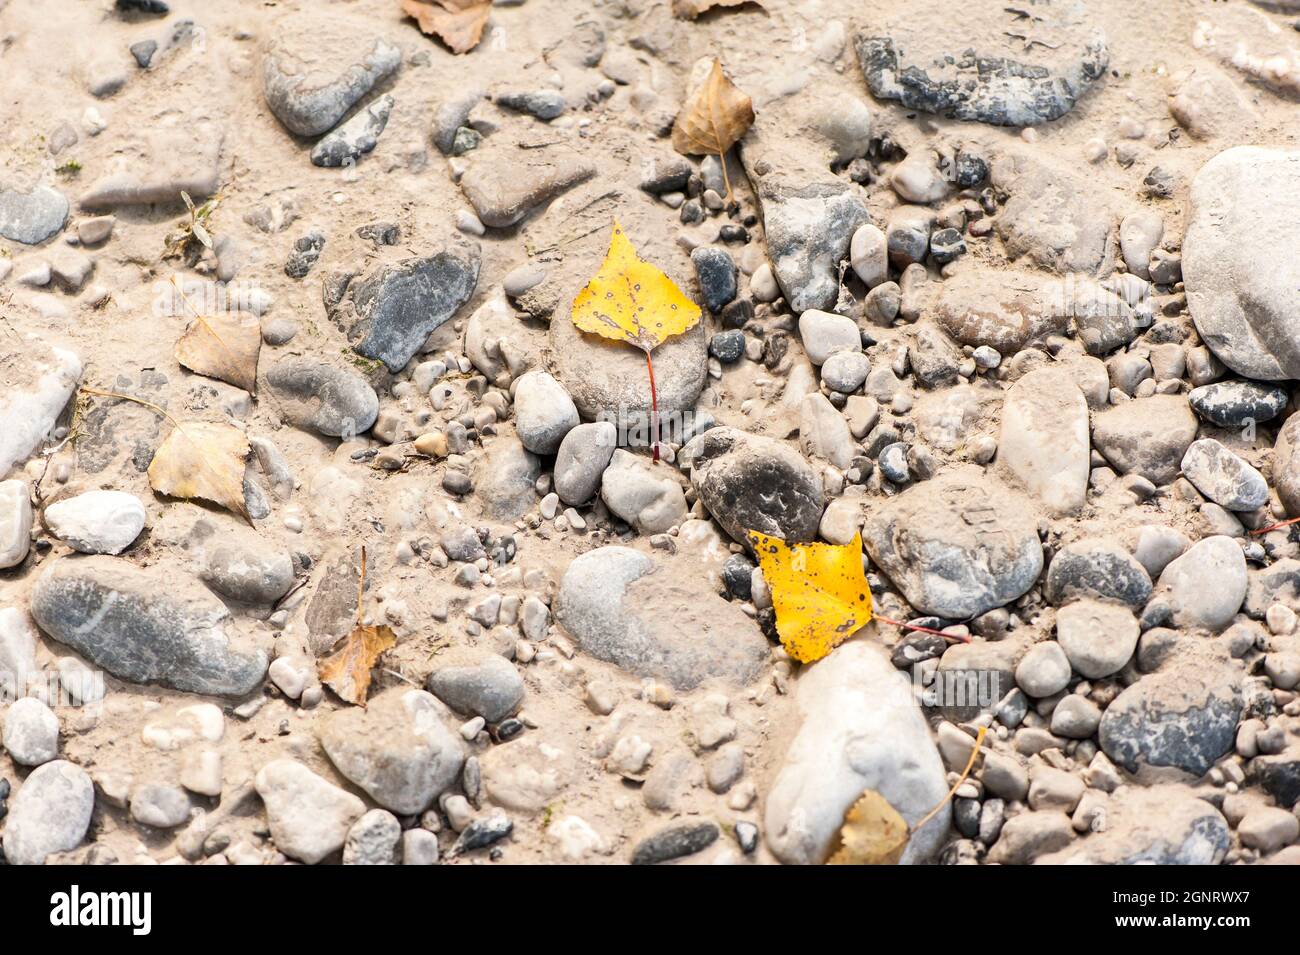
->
[1189,379,1288,429]
[1045,537,1152,610]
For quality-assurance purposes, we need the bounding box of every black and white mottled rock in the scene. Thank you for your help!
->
[458,141,595,228]
[554,421,617,506]
[318,689,465,815]
[1183,147,1300,380]
[265,359,379,437]
[767,641,949,864]
[997,367,1090,517]
[1189,380,1288,429]
[1040,786,1229,863]
[1045,538,1153,611]
[30,556,270,696]
[513,371,579,455]
[684,427,823,548]
[990,152,1117,274]
[427,655,524,723]
[339,239,480,371]
[284,229,325,279]
[1,761,94,865]
[854,2,1108,126]
[1180,438,1268,511]
[863,468,1043,619]
[1156,535,1247,631]
[1099,646,1242,775]
[1091,395,1199,485]
[556,546,768,690]
[475,438,540,521]
[310,94,393,167]
[0,184,68,244]
[261,17,400,137]
[0,337,82,479]
[254,759,366,864]
[343,809,401,865]
[43,490,145,555]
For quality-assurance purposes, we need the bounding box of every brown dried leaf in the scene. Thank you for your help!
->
[175,310,261,395]
[147,420,251,522]
[401,0,491,55]
[671,59,755,158]
[672,0,759,20]
[827,790,909,865]
[319,621,396,706]
[317,547,394,706]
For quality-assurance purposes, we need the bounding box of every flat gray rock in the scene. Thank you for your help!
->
[30,556,270,696]
[556,546,768,690]
[264,359,379,437]
[0,184,68,244]
[1,761,94,865]
[855,1,1108,126]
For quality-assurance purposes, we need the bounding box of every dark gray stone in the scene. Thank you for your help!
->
[342,240,480,371]
[475,438,540,522]
[310,94,393,168]
[265,359,379,437]
[691,246,737,313]
[30,556,270,696]
[631,821,719,864]
[1189,380,1288,428]
[427,655,524,723]
[495,89,566,120]
[284,229,325,279]
[1044,538,1153,610]
[684,427,823,549]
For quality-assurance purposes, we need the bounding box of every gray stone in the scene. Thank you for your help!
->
[1055,598,1139,678]
[3,697,59,766]
[553,422,617,505]
[1047,786,1229,863]
[1050,694,1102,738]
[1015,641,1071,698]
[988,811,1075,863]
[341,240,480,371]
[1275,412,1300,517]
[78,120,223,209]
[0,185,68,244]
[862,468,1043,619]
[319,689,465,815]
[1131,525,1190,579]
[1180,438,1268,511]
[129,783,192,828]
[599,450,688,534]
[476,438,540,521]
[1044,538,1152,610]
[0,337,82,479]
[931,268,1067,355]
[798,309,859,365]
[254,759,366,864]
[459,141,595,228]
[1189,380,1287,429]
[800,393,854,469]
[1099,646,1242,776]
[1,761,94,865]
[0,608,39,700]
[0,480,33,569]
[311,94,394,167]
[265,359,379,437]
[343,809,401,865]
[690,246,737,313]
[513,371,579,455]
[767,642,949,864]
[631,822,719,865]
[43,490,145,555]
[854,2,1108,126]
[496,89,566,120]
[1183,147,1300,380]
[821,350,871,393]
[428,655,523,723]
[1156,535,1247,631]
[200,538,295,605]
[998,367,1089,517]
[30,556,270,696]
[1091,395,1198,484]
[684,427,824,548]
[556,546,768,690]
[261,18,400,136]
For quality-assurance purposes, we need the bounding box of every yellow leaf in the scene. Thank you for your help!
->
[175,310,261,395]
[401,0,491,55]
[148,420,252,522]
[828,790,909,865]
[570,221,702,353]
[746,531,873,663]
[671,59,755,160]
[318,546,394,706]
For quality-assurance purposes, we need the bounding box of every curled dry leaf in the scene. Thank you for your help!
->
[672,0,760,20]
[828,790,909,865]
[318,547,395,706]
[148,420,252,522]
[671,59,754,199]
[175,310,262,395]
[746,531,873,663]
[401,0,492,55]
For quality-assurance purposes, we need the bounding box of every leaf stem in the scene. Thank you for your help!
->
[913,726,988,833]
[875,613,970,643]
[645,349,660,464]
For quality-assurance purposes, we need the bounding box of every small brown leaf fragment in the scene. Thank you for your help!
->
[672,0,759,20]
[671,59,755,159]
[317,546,394,706]
[147,420,252,522]
[828,789,910,865]
[401,0,491,54]
[175,310,262,395]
